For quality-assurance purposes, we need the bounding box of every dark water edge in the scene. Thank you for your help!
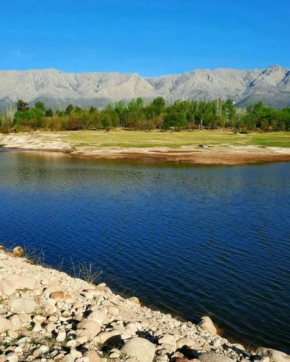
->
[0,151,289,353]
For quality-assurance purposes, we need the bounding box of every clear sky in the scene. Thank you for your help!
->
[0,0,289,76]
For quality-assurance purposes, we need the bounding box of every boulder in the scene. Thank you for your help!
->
[199,353,235,362]
[96,330,125,344]
[4,274,36,290]
[6,352,18,362]
[0,279,16,296]
[87,310,107,325]
[0,253,8,260]
[13,246,25,257]
[198,316,217,335]
[10,315,21,330]
[84,351,102,362]
[121,337,155,362]
[32,322,42,332]
[77,320,101,339]
[107,307,119,316]
[158,334,176,345]
[176,337,198,349]
[56,328,66,342]
[0,316,14,333]
[128,296,141,305]
[96,283,106,289]
[50,291,70,301]
[256,348,290,362]
[232,343,245,351]
[10,297,36,313]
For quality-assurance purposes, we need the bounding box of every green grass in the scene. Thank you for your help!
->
[62,129,290,149]
[242,132,290,148]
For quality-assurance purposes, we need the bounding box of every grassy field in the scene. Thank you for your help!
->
[62,129,290,149]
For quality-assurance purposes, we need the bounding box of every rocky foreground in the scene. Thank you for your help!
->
[0,246,288,362]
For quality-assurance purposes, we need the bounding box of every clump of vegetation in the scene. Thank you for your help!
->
[1,98,290,134]
[69,258,102,284]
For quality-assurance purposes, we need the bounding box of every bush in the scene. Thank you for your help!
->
[16,125,33,132]
[42,116,67,131]
[14,108,45,126]
[240,128,250,134]
[65,114,87,130]
[0,121,11,134]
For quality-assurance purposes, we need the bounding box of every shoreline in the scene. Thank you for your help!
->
[0,246,288,362]
[1,132,290,165]
[69,147,290,165]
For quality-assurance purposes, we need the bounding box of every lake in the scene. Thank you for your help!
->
[0,150,289,353]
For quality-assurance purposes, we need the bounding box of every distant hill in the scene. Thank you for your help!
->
[0,65,289,110]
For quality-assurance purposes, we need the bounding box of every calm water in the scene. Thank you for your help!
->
[0,151,289,353]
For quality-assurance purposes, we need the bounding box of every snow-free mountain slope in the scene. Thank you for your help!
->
[0,65,289,110]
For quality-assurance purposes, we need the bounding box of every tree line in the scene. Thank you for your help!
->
[0,97,290,133]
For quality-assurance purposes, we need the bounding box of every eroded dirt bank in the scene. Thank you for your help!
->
[1,132,290,165]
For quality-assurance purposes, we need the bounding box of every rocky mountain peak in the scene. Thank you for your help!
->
[0,65,289,110]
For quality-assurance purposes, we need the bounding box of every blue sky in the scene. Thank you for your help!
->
[0,0,289,76]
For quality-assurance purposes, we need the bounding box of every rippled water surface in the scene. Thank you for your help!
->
[0,151,290,353]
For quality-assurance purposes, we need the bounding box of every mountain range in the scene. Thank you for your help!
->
[0,65,289,111]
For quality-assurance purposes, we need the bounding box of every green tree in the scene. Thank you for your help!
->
[56,110,65,117]
[115,101,126,126]
[89,106,97,114]
[224,99,236,124]
[126,98,145,127]
[74,106,83,113]
[16,100,29,111]
[45,109,54,117]
[163,110,187,129]
[14,108,45,128]
[152,97,165,116]
[35,101,46,112]
[65,104,74,115]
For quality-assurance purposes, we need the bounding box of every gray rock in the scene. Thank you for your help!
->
[199,353,235,362]
[158,334,176,345]
[176,336,198,349]
[13,246,25,257]
[77,320,101,339]
[128,296,141,305]
[39,345,49,353]
[121,337,155,362]
[87,310,107,325]
[56,328,66,342]
[6,352,18,362]
[83,350,102,362]
[0,279,16,296]
[198,316,217,335]
[97,330,124,344]
[107,307,119,316]
[10,297,36,313]
[256,348,290,362]
[4,274,36,290]
[0,316,14,332]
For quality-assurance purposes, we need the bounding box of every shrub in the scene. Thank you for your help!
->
[0,120,11,134]
[65,114,87,130]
